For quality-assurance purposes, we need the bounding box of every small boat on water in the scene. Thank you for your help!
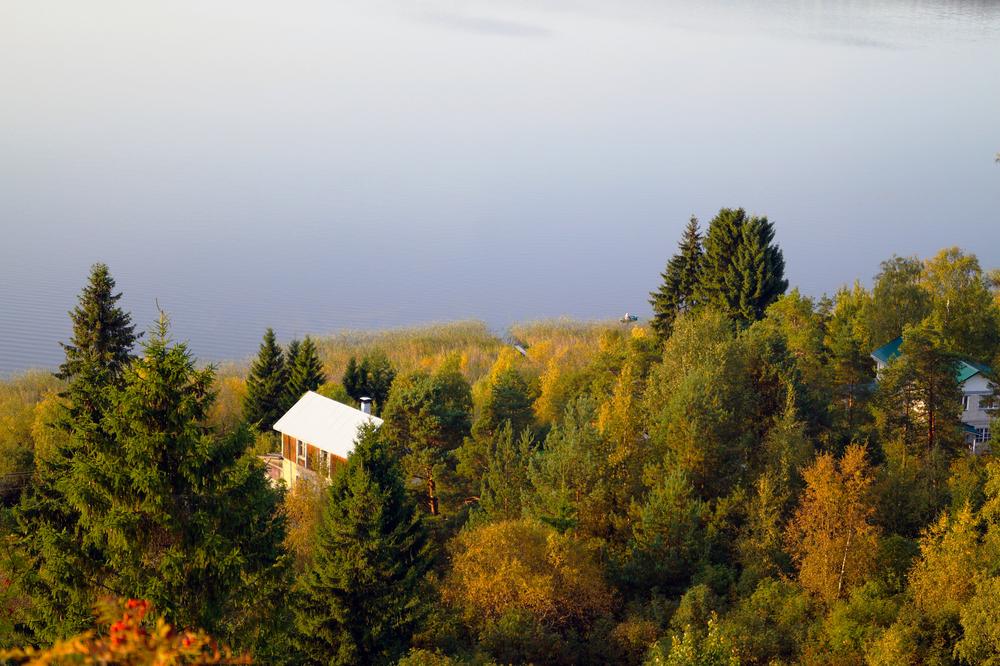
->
[620,313,639,323]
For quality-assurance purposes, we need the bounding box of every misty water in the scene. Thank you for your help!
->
[2,0,999,374]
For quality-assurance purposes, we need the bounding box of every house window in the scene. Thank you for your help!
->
[981,396,997,411]
[296,440,306,466]
[975,427,991,444]
[320,451,329,475]
[962,395,970,411]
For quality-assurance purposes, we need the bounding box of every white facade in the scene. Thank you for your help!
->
[273,391,383,487]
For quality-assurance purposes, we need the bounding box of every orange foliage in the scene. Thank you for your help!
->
[1,598,249,666]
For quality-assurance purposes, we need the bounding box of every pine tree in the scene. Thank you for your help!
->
[649,216,703,341]
[284,336,325,410]
[699,208,787,325]
[381,358,473,516]
[471,367,534,441]
[293,424,432,665]
[479,423,534,522]
[14,263,140,639]
[242,328,287,429]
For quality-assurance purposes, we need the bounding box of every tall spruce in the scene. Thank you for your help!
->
[14,263,140,639]
[72,314,287,646]
[293,423,432,665]
[649,216,704,341]
[243,328,287,429]
[699,208,787,325]
[342,351,396,414]
[284,336,325,410]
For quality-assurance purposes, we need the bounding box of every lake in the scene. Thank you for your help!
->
[1,0,999,374]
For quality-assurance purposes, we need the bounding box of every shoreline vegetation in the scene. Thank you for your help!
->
[2,209,1000,664]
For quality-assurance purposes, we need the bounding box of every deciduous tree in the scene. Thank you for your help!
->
[784,444,879,605]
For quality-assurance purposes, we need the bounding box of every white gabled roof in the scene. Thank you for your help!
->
[272,391,383,459]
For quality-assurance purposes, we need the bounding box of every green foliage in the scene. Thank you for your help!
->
[645,612,738,666]
[478,423,534,522]
[283,336,326,410]
[649,216,703,341]
[697,208,787,326]
[527,396,623,540]
[342,351,396,414]
[382,359,473,516]
[293,424,432,665]
[471,367,535,441]
[15,314,289,655]
[866,255,931,347]
[242,328,287,430]
[644,310,755,498]
[718,578,811,665]
[873,323,965,470]
[921,247,1000,362]
[622,468,707,596]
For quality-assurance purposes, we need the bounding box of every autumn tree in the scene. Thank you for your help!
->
[864,255,931,347]
[242,328,287,429]
[649,216,703,341]
[293,424,431,665]
[921,247,1000,362]
[785,444,880,605]
[442,519,614,663]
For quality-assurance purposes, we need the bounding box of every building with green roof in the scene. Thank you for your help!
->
[871,336,994,452]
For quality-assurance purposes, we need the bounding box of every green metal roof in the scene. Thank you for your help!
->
[871,336,992,384]
[957,359,992,384]
[871,337,903,365]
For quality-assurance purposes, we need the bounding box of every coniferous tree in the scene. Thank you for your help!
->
[649,216,703,341]
[699,208,787,325]
[471,367,535,441]
[80,315,286,640]
[14,263,140,639]
[342,352,396,414]
[381,357,473,516]
[479,422,534,522]
[243,328,287,429]
[284,336,325,410]
[293,423,432,665]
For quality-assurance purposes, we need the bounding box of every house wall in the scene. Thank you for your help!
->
[276,430,349,487]
[961,375,994,429]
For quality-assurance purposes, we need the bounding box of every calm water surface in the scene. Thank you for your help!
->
[1,0,999,373]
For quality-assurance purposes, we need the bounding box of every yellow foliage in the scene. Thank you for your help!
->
[785,444,880,605]
[909,504,980,620]
[443,519,614,631]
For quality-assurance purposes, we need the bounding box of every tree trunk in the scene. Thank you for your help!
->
[427,476,439,516]
[836,529,854,600]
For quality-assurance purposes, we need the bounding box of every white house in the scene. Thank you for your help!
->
[872,337,994,452]
[272,391,383,486]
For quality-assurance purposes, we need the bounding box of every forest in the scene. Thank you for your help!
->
[1,207,1000,665]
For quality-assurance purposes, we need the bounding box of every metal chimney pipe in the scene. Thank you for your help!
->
[360,397,372,415]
